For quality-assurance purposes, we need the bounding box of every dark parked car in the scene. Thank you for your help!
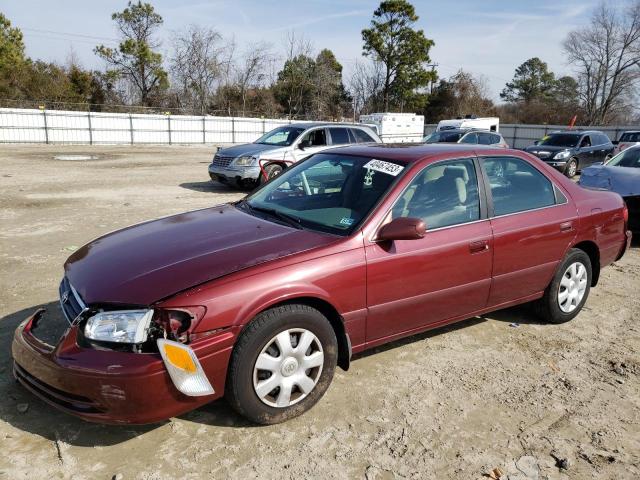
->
[13,144,631,425]
[524,130,615,178]
[579,145,640,232]
[423,128,508,148]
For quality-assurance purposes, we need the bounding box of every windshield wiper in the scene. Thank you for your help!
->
[239,201,303,230]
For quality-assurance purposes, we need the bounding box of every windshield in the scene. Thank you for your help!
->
[538,134,580,147]
[242,153,405,235]
[424,131,464,143]
[254,126,306,146]
[620,132,640,142]
[607,147,640,168]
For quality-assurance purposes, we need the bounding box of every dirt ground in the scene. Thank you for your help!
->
[0,145,638,480]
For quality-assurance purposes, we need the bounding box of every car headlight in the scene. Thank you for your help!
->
[234,155,257,166]
[84,309,154,343]
[554,150,571,160]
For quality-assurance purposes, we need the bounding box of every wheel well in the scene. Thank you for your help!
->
[573,240,600,286]
[248,297,352,371]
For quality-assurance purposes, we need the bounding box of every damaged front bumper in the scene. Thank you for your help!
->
[12,309,234,424]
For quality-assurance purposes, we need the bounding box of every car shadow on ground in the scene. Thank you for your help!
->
[179,181,248,194]
[0,301,595,444]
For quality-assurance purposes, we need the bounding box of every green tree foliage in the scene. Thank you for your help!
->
[0,12,25,70]
[361,0,436,111]
[312,49,351,119]
[500,57,556,103]
[424,70,495,123]
[95,1,168,106]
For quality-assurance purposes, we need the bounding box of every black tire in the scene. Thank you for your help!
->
[225,304,337,425]
[533,248,592,324]
[604,154,613,163]
[261,163,283,183]
[565,158,578,178]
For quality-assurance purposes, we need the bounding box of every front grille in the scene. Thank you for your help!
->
[59,277,85,323]
[30,307,70,346]
[212,155,234,168]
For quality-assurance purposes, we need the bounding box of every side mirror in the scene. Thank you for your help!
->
[533,140,540,145]
[298,139,310,150]
[377,217,426,241]
[612,140,619,145]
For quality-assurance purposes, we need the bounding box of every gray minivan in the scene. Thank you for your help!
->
[209,123,381,188]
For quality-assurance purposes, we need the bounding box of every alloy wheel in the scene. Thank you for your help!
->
[253,328,324,408]
[558,262,588,313]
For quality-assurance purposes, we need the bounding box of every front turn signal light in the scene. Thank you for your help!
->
[157,339,215,397]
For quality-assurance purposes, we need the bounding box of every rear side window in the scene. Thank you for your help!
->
[483,157,556,216]
[599,133,611,145]
[329,128,350,145]
[491,134,503,144]
[352,128,376,143]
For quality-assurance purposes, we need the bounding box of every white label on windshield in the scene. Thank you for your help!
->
[364,159,404,176]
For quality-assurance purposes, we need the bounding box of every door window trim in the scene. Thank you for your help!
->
[479,155,569,219]
[370,156,488,241]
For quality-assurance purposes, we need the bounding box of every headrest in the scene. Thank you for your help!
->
[443,165,469,183]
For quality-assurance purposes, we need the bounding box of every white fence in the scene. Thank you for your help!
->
[0,107,311,145]
[424,123,640,149]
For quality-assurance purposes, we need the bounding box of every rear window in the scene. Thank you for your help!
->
[478,132,493,145]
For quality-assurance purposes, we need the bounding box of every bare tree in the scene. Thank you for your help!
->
[348,59,385,117]
[171,25,225,114]
[234,43,272,116]
[564,1,640,124]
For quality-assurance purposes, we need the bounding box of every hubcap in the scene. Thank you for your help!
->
[568,162,577,176]
[558,262,588,313]
[253,328,324,408]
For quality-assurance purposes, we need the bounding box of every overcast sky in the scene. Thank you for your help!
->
[2,0,614,100]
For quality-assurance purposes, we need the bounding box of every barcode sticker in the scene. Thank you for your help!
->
[363,159,404,176]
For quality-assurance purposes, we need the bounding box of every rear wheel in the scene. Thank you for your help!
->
[565,158,578,178]
[226,304,337,424]
[534,248,592,323]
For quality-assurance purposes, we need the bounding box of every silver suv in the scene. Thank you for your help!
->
[209,123,381,188]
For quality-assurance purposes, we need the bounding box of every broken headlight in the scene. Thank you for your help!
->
[84,309,154,344]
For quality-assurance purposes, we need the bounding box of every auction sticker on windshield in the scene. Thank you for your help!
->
[364,159,404,176]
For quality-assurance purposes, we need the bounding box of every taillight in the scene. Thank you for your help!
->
[623,203,629,228]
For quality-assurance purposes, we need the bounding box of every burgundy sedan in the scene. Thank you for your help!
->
[12,144,632,425]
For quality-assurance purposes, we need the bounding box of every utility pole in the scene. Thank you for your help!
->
[425,63,439,94]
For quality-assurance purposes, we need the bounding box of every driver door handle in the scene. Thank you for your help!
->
[469,240,490,254]
[560,221,573,232]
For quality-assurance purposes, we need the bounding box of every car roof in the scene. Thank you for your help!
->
[432,128,499,134]
[288,122,373,129]
[325,143,506,165]
[550,130,605,135]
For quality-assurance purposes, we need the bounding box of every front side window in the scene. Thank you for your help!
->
[483,157,556,216]
[391,158,480,230]
[580,135,592,148]
[300,129,327,147]
[460,132,478,144]
[255,126,306,146]
[244,153,405,235]
[329,128,350,145]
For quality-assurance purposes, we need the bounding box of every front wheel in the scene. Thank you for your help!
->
[259,163,283,184]
[565,158,578,178]
[225,304,337,424]
[533,248,592,324]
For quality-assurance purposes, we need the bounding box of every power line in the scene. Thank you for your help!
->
[20,27,119,42]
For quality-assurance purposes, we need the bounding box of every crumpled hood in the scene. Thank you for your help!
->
[65,205,337,305]
[579,164,640,197]
[216,143,286,159]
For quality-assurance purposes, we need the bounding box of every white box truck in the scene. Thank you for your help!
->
[359,113,425,143]
[436,116,499,132]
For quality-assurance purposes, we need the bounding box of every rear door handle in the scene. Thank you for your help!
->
[469,240,490,253]
[560,221,573,232]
